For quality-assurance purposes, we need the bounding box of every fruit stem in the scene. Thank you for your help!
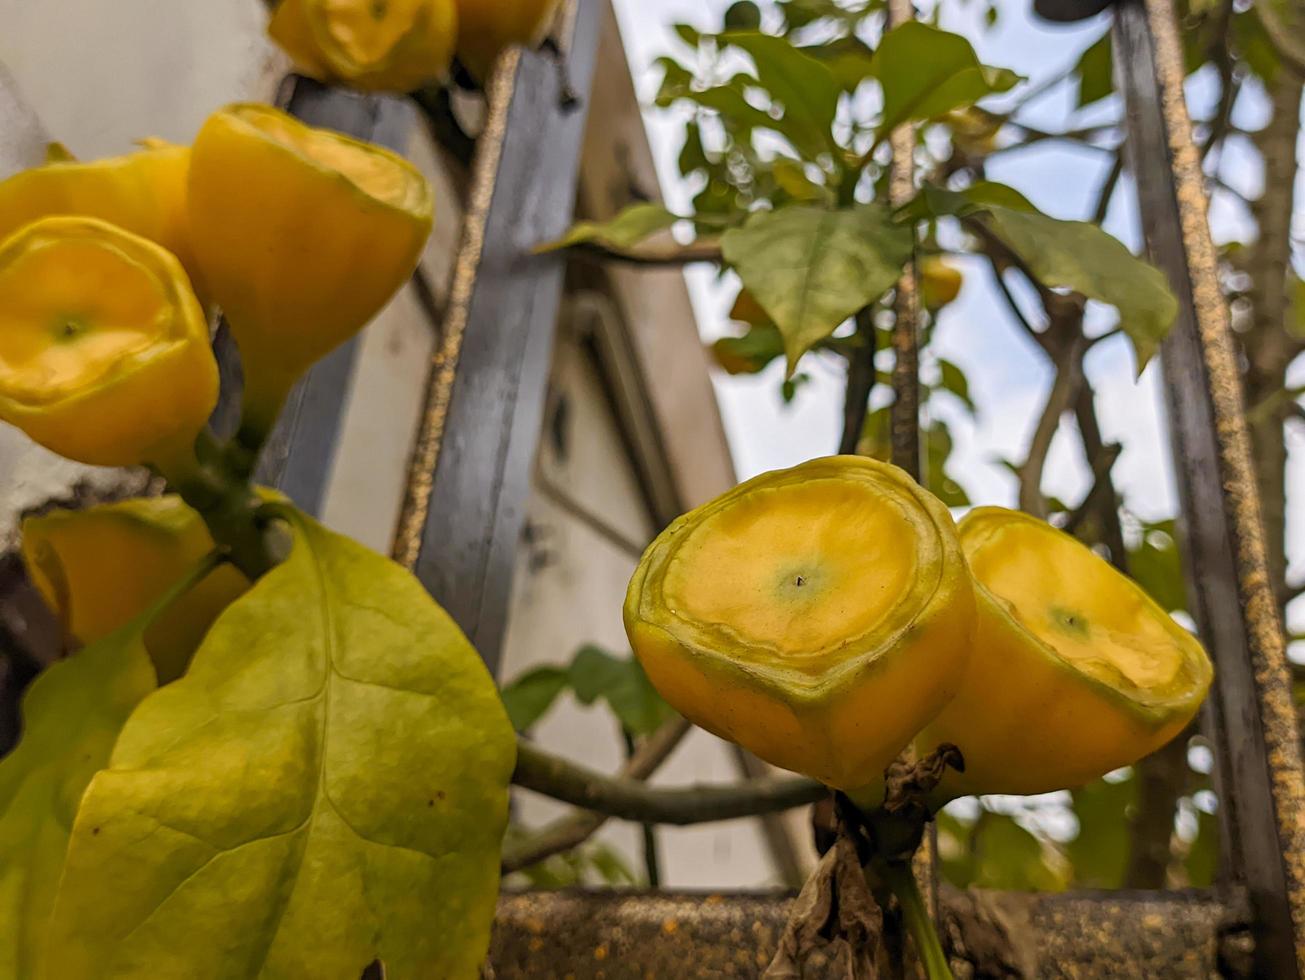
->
[166,430,285,580]
[878,860,954,980]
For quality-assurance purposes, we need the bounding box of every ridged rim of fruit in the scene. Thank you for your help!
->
[959,506,1213,726]
[624,455,969,705]
[209,104,433,223]
[0,215,206,413]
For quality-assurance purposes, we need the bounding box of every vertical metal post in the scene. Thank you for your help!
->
[1114,0,1305,974]
[392,0,602,677]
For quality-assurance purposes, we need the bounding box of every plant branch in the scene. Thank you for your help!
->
[1063,439,1123,537]
[1092,152,1124,227]
[1020,334,1086,519]
[502,718,691,873]
[512,738,826,826]
[840,306,879,455]
[566,239,725,267]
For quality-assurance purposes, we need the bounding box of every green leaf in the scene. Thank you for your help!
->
[724,1,763,30]
[936,358,977,416]
[1129,519,1188,614]
[1075,30,1114,108]
[500,666,570,733]
[538,203,679,254]
[781,372,811,404]
[0,627,156,977]
[722,205,912,373]
[895,180,1035,223]
[772,157,830,203]
[678,121,710,178]
[1289,274,1305,340]
[1066,773,1137,888]
[969,811,1067,892]
[721,32,842,159]
[712,323,787,375]
[673,23,702,48]
[977,207,1179,371]
[45,508,516,979]
[924,419,970,508]
[569,646,675,738]
[869,23,1022,134]
[801,35,877,92]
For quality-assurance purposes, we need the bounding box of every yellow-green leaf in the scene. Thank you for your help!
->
[538,203,679,254]
[977,208,1179,372]
[44,508,516,980]
[0,626,156,978]
[869,23,1022,134]
[721,205,912,373]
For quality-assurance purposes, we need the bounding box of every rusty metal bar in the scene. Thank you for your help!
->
[1113,0,1305,974]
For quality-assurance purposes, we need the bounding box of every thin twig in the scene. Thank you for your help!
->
[985,255,1047,352]
[1019,334,1086,519]
[1092,152,1124,227]
[840,307,879,455]
[502,718,691,873]
[512,739,826,826]
[1063,440,1123,536]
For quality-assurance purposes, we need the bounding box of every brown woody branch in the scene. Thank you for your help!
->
[502,718,691,873]
[511,738,826,827]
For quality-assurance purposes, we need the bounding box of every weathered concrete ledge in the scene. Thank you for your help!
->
[490,886,1251,979]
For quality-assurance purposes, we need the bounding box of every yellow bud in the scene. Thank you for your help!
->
[187,103,433,434]
[916,507,1213,799]
[269,0,458,92]
[625,456,975,796]
[454,0,562,82]
[0,140,203,302]
[0,217,218,469]
[22,496,250,683]
[919,256,963,310]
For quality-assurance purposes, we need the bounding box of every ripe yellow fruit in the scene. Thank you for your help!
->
[919,256,963,310]
[625,456,975,796]
[454,0,562,82]
[22,496,250,684]
[0,140,203,301]
[0,216,218,470]
[188,104,432,436]
[915,507,1213,799]
[269,0,458,93]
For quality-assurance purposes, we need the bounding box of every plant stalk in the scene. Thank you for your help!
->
[879,860,954,980]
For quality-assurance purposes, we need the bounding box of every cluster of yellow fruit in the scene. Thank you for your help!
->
[0,104,431,475]
[269,0,564,90]
[625,456,1213,805]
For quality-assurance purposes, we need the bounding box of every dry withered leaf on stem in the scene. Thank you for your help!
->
[764,834,886,980]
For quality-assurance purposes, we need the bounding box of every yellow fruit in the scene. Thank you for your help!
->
[22,496,250,683]
[188,104,432,436]
[919,256,963,310]
[915,507,1213,799]
[624,455,975,796]
[269,0,458,92]
[454,0,562,82]
[0,216,218,470]
[0,140,203,301]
